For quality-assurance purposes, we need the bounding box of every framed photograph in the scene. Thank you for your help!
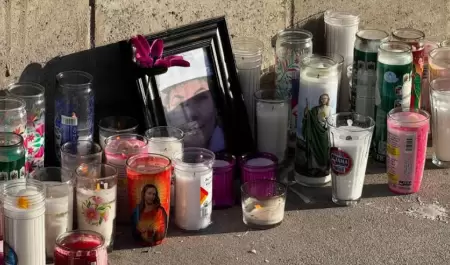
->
[127,16,255,156]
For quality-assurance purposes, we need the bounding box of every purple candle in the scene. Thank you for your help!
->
[212,153,236,208]
[240,152,278,183]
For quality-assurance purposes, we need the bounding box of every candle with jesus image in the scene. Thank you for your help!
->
[156,48,226,153]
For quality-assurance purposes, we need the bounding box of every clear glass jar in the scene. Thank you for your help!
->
[54,71,94,160]
[0,97,27,136]
[0,132,26,180]
[294,55,340,186]
[373,41,413,162]
[429,47,450,82]
[351,29,389,118]
[3,178,46,265]
[98,116,139,148]
[275,29,313,147]
[7,83,45,173]
[440,40,450,47]
[392,28,426,109]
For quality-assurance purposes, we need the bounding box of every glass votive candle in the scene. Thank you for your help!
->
[212,153,236,209]
[173,148,215,231]
[145,126,184,208]
[126,153,172,246]
[241,180,287,229]
[54,230,108,265]
[98,116,139,148]
[430,78,450,167]
[240,152,278,183]
[60,140,102,172]
[75,163,118,251]
[104,134,149,224]
[31,167,74,262]
[387,107,430,194]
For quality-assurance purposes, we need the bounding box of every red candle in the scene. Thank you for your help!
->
[54,230,107,265]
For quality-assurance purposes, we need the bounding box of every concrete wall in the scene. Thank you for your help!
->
[0,0,449,88]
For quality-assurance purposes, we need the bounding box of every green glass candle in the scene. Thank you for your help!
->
[0,132,26,180]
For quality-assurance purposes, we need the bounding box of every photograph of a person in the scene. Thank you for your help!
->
[156,48,225,153]
[132,184,168,245]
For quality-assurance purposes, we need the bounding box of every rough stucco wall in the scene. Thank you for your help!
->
[0,0,449,88]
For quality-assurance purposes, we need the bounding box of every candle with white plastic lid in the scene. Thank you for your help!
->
[254,90,290,163]
[327,113,375,206]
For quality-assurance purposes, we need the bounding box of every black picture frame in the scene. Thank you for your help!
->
[125,16,255,156]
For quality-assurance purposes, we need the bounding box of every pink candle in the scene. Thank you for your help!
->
[104,134,148,224]
[387,108,430,194]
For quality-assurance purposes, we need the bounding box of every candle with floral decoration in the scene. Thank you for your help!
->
[104,134,148,224]
[75,163,118,251]
[7,83,46,174]
[3,179,46,265]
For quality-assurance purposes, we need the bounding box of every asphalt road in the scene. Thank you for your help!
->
[108,148,450,265]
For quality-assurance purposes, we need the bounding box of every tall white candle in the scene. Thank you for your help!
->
[44,181,73,259]
[3,184,46,265]
[76,186,117,247]
[330,126,372,201]
[174,165,212,230]
[148,136,183,207]
[433,104,450,161]
[256,98,289,162]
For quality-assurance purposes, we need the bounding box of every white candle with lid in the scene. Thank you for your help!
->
[246,157,275,167]
[3,179,46,265]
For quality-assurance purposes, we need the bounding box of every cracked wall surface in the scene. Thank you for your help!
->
[0,0,449,88]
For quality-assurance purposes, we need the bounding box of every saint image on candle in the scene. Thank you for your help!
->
[157,48,225,152]
[301,93,331,171]
[132,184,168,244]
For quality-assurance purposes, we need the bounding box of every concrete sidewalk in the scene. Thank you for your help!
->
[109,149,450,265]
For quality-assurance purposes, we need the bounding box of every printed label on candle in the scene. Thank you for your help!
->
[0,157,25,181]
[386,131,417,191]
[200,174,212,218]
[374,61,412,162]
[4,242,18,265]
[80,196,112,226]
[330,148,353,175]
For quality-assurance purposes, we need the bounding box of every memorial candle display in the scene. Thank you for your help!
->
[387,108,429,194]
[240,152,278,183]
[324,10,360,111]
[254,90,289,162]
[233,37,264,138]
[173,148,215,231]
[31,167,73,261]
[241,180,287,229]
[295,55,340,186]
[430,78,450,167]
[3,178,46,265]
[126,153,172,246]
[98,116,139,148]
[373,41,413,163]
[327,113,374,205]
[392,28,426,109]
[75,163,118,250]
[6,82,46,174]
[212,153,236,208]
[54,230,108,265]
[145,126,184,207]
[104,134,149,223]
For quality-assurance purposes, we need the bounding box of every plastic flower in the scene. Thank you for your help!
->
[84,207,99,223]
[130,35,190,75]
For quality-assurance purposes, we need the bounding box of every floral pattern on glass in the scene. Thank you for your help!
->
[81,196,112,226]
[24,109,45,174]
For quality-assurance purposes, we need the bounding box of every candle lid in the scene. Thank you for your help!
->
[324,10,360,27]
[392,28,425,43]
